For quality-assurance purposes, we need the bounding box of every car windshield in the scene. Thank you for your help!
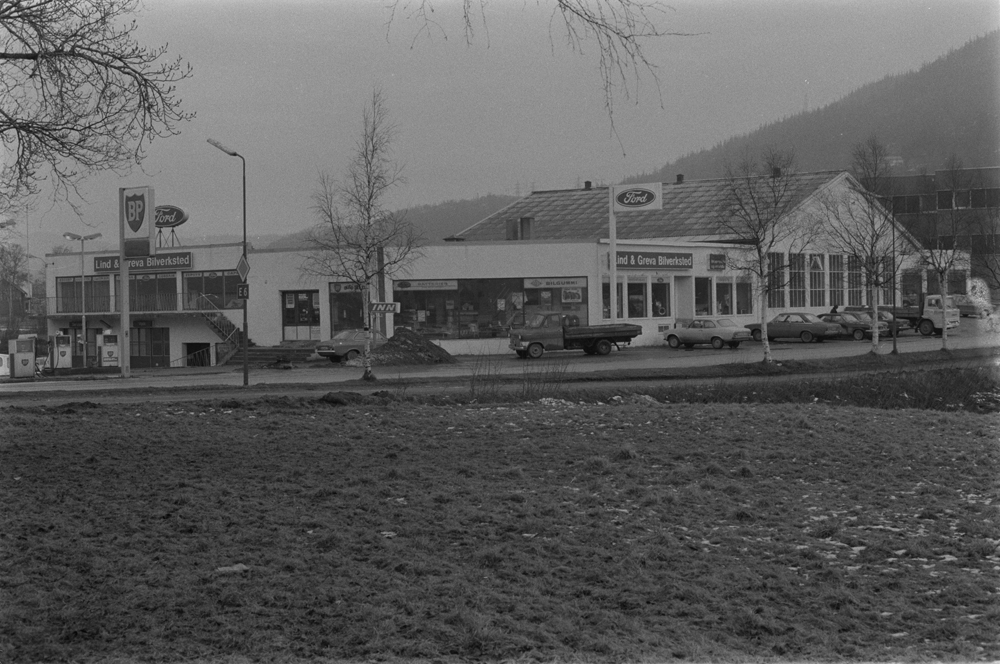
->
[331,330,363,340]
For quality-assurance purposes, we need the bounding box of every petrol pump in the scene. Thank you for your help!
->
[97,332,120,367]
[49,334,73,370]
[8,337,35,378]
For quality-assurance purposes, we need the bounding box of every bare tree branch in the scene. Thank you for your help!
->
[0,0,194,214]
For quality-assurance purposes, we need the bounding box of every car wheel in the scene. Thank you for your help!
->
[852,328,865,341]
[342,349,360,362]
[667,335,681,349]
[751,329,762,342]
[727,341,741,349]
[800,331,814,343]
[918,319,935,336]
[711,337,724,350]
[527,343,544,359]
[327,356,339,363]
[594,339,613,356]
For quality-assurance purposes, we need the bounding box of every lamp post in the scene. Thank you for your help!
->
[208,138,249,387]
[63,232,102,368]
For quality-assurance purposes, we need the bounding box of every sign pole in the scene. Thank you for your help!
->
[608,186,618,324]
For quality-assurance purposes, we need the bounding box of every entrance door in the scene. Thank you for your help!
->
[130,327,170,368]
[674,276,695,320]
[282,291,321,340]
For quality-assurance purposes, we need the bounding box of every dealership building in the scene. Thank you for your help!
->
[44,170,961,368]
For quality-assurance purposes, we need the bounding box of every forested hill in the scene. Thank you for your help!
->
[630,30,999,182]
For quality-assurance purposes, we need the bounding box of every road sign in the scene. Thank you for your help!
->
[370,302,400,314]
[236,254,250,282]
[237,283,249,299]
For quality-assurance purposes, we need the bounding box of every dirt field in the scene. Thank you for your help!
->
[2,387,998,663]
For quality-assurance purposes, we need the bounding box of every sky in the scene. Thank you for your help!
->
[14,0,1000,256]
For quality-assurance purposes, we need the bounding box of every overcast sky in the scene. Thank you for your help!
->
[24,0,1000,252]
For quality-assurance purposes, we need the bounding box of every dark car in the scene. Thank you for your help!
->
[843,306,912,336]
[745,312,843,343]
[315,329,388,362]
[820,312,889,341]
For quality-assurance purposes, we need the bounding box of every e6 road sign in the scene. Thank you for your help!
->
[237,283,249,299]
[370,302,400,314]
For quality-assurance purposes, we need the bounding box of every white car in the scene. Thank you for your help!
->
[664,317,753,349]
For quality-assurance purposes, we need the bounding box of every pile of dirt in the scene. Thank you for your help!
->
[364,327,457,366]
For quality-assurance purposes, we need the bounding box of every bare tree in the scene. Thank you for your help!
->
[387,1,695,121]
[0,241,29,343]
[718,147,812,363]
[907,156,977,350]
[302,90,422,381]
[817,137,911,352]
[0,0,194,214]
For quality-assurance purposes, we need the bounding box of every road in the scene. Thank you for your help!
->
[2,318,998,405]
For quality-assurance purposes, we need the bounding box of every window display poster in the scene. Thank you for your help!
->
[562,288,582,303]
[540,291,552,307]
[497,299,506,311]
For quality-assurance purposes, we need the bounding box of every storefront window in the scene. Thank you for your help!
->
[184,270,241,310]
[695,278,712,316]
[601,282,623,320]
[809,255,825,307]
[329,283,365,331]
[56,276,110,313]
[789,253,806,308]
[829,255,845,307]
[651,281,670,317]
[395,277,573,339]
[767,252,785,309]
[627,282,647,318]
[715,281,733,316]
[736,280,753,315]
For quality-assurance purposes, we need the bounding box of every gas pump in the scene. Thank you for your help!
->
[49,334,73,369]
[8,337,35,378]
[98,333,120,367]
[0,351,10,378]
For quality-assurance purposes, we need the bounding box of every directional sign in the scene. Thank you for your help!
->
[236,254,250,282]
[370,302,400,314]
[237,283,249,299]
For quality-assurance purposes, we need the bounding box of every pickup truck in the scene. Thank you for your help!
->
[880,294,960,336]
[509,313,642,359]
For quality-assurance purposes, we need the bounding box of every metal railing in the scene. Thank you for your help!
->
[48,293,242,315]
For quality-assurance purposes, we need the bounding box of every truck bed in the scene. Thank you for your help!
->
[563,323,643,341]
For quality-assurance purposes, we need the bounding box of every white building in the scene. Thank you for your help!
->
[44,170,955,367]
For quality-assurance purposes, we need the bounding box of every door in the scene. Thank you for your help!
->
[282,291,321,341]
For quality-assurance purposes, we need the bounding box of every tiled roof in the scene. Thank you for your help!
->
[455,171,847,242]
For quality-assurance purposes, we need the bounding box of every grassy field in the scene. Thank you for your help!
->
[2,366,999,663]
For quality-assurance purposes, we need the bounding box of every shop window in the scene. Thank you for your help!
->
[651,281,670,317]
[184,271,240,310]
[789,253,806,308]
[715,282,733,316]
[329,283,364,332]
[56,276,110,313]
[937,190,953,210]
[394,278,540,339]
[766,252,785,309]
[736,280,753,315]
[602,282,623,319]
[847,256,863,306]
[829,255,845,307]
[627,282,647,318]
[694,278,712,316]
[808,254,825,307]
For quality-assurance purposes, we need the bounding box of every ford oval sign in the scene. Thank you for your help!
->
[615,188,656,208]
[154,205,189,228]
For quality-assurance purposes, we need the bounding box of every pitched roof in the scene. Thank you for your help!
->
[455,171,848,243]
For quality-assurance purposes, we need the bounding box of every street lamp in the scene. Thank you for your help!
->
[208,138,249,387]
[63,232,102,369]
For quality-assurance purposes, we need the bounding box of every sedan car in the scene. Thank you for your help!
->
[745,312,843,343]
[843,307,912,336]
[819,312,889,341]
[664,317,753,349]
[316,329,388,362]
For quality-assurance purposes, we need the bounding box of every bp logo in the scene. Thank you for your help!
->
[125,193,147,232]
[615,188,656,208]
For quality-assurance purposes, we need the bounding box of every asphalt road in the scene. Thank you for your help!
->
[2,318,998,406]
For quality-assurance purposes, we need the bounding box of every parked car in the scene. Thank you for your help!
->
[664,317,753,349]
[820,311,889,341]
[952,294,994,318]
[316,329,388,362]
[843,306,912,337]
[745,312,843,343]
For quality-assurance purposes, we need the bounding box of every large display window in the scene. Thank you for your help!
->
[394,277,588,339]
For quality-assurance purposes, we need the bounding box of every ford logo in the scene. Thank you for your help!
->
[155,205,189,228]
[615,188,656,207]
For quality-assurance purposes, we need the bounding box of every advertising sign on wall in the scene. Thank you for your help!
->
[616,251,693,270]
[95,252,193,272]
